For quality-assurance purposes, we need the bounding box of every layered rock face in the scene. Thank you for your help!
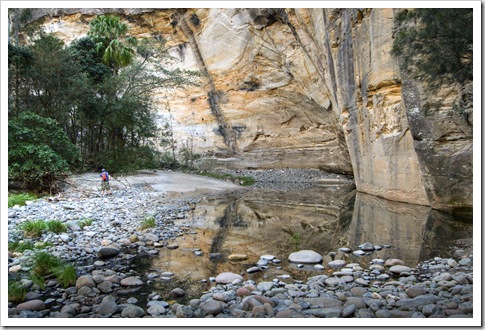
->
[27,8,473,211]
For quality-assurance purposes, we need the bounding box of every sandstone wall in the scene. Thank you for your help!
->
[23,8,473,210]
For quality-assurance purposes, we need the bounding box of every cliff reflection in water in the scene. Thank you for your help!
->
[149,185,472,283]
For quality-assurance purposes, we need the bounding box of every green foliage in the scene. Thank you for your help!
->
[19,220,47,238]
[78,218,93,229]
[31,251,62,277]
[28,252,76,289]
[8,192,38,207]
[8,241,34,253]
[69,37,111,83]
[29,272,46,290]
[8,111,80,190]
[8,18,200,187]
[392,9,473,88]
[291,232,301,250]
[54,264,77,288]
[140,215,157,230]
[157,151,180,170]
[8,281,27,303]
[88,15,137,75]
[46,220,67,234]
[179,145,201,170]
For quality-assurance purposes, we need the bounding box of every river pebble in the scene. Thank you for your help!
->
[288,250,323,264]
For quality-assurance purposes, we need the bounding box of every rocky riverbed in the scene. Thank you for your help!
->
[7,170,473,320]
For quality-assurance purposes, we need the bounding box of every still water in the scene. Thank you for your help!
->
[133,183,472,300]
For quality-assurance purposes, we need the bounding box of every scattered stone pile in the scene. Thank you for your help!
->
[7,180,473,319]
[215,168,354,190]
[8,252,473,318]
[8,188,197,266]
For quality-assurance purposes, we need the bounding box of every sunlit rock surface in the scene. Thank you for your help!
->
[26,8,473,210]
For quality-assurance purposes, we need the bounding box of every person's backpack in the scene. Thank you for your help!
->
[101,172,108,181]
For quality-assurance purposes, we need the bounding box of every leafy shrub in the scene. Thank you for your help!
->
[8,111,80,191]
[19,220,47,238]
[8,192,38,208]
[46,220,67,234]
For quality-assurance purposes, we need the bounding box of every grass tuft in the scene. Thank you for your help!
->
[78,218,93,229]
[19,220,47,238]
[46,220,67,234]
[8,241,35,253]
[29,272,46,291]
[8,192,38,208]
[54,264,77,288]
[8,281,27,303]
[32,251,62,277]
[139,215,156,230]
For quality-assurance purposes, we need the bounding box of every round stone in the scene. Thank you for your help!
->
[328,260,347,269]
[247,267,259,274]
[215,272,243,284]
[121,305,145,318]
[325,277,343,286]
[338,247,352,253]
[228,254,248,261]
[371,259,384,265]
[341,275,354,283]
[261,255,276,260]
[97,247,121,259]
[355,278,369,286]
[16,299,45,311]
[288,250,323,264]
[9,265,22,273]
[145,233,159,242]
[360,242,374,251]
[171,288,185,298]
[176,305,194,318]
[120,276,144,286]
[97,281,113,293]
[389,265,412,274]
[96,295,118,315]
[200,300,224,315]
[352,250,366,256]
[76,275,96,289]
[385,258,404,266]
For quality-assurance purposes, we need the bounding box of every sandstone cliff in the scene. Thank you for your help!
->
[19,8,473,212]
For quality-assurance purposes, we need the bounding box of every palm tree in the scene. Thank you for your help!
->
[88,15,137,76]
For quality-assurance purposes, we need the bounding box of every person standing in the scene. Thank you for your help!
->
[100,168,112,196]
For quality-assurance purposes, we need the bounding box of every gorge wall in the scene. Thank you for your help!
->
[24,8,473,212]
